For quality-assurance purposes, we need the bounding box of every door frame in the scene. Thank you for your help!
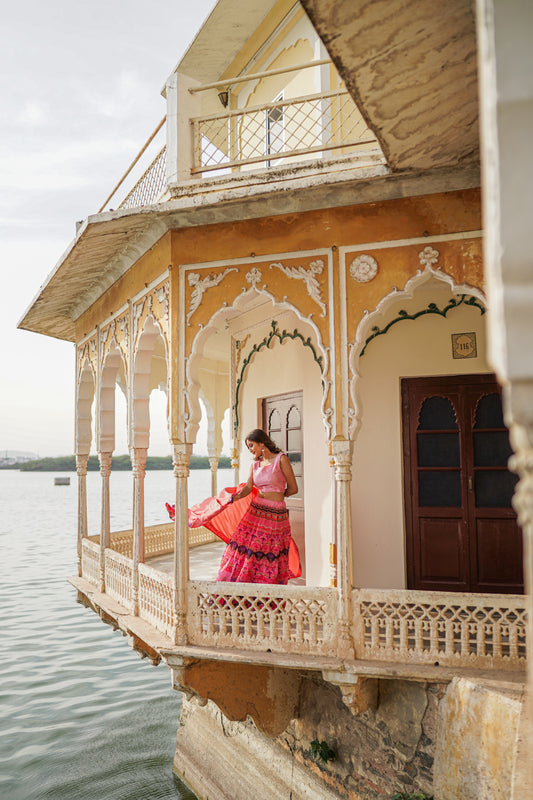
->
[401,373,522,593]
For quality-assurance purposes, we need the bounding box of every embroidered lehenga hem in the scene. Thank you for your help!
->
[216,497,292,584]
[167,483,302,580]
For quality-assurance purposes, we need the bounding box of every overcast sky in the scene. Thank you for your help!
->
[0,0,216,457]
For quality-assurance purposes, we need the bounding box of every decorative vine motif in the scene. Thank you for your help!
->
[233,320,324,434]
[269,260,326,317]
[235,334,250,370]
[187,268,238,325]
[360,295,485,356]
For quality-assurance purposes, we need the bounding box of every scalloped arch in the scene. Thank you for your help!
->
[185,286,331,444]
[348,265,487,439]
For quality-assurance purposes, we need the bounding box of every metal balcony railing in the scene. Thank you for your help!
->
[192,89,379,174]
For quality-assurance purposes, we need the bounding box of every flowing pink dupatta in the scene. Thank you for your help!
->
[166,483,302,579]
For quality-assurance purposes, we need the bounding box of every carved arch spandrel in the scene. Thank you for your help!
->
[343,237,484,348]
[183,289,332,446]
[77,335,98,386]
[99,317,129,377]
[348,263,487,439]
[132,279,170,355]
[182,253,331,356]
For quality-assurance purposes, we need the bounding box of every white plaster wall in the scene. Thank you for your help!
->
[351,290,490,589]
[238,324,330,587]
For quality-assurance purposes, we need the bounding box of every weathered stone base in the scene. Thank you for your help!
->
[174,695,342,800]
[173,671,525,800]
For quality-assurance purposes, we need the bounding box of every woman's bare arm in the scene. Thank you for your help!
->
[280,454,298,498]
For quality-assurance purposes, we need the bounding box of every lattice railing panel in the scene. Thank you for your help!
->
[188,582,338,653]
[81,538,100,586]
[104,549,133,607]
[193,90,379,173]
[353,589,527,670]
[189,526,218,548]
[139,563,174,637]
[109,523,217,560]
[118,146,167,210]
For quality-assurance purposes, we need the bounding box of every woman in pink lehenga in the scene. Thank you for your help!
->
[216,429,299,584]
[183,429,301,583]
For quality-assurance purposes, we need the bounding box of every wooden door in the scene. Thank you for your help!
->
[402,375,523,593]
[262,391,305,580]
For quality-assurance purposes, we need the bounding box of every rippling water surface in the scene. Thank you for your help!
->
[0,468,230,800]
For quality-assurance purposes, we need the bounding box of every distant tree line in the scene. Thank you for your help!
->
[18,455,231,472]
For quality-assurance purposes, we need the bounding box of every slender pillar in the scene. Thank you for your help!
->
[131,447,147,615]
[231,441,240,487]
[328,443,338,588]
[76,453,89,577]
[331,439,355,660]
[98,451,112,592]
[208,455,219,497]
[173,443,192,644]
[507,388,533,790]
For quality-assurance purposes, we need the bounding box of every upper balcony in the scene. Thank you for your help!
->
[98,2,386,214]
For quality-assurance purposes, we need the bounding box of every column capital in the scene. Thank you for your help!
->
[331,438,354,480]
[130,447,148,477]
[230,443,240,471]
[98,451,113,477]
[76,453,89,476]
[172,443,192,478]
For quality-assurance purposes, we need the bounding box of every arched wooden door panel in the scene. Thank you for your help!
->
[262,391,305,582]
[402,374,523,593]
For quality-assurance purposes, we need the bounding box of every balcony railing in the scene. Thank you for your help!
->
[118,146,167,210]
[80,532,527,672]
[192,89,379,174]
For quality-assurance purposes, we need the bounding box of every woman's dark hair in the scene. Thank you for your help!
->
[245,428,282,458]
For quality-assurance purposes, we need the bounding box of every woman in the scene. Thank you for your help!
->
[216,429,299,584]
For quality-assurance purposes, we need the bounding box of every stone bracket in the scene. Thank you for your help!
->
[322,669,378,716]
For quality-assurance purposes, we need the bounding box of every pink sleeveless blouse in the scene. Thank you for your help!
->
[253,452,286,493]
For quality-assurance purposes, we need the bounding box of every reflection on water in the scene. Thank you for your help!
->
[0,469,229,800]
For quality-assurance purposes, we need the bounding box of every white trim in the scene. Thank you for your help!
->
[130,269,170,306]
[339,229,482,257]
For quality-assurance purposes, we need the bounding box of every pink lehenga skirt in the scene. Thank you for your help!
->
[167,484,301,582]
[216,497,292,584]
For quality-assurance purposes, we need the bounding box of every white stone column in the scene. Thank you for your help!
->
[231,441,240,487]
[76,454,89,577]
[173,443,192,644]
[476,1,533,787]
[329,447,338,588]
[131,447,147,615]
[165,72,202,185]
[208,455,219,497]
[331,439,355,660]
[98,451,112,592]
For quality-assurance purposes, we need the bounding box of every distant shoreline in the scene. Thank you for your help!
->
[1,455,231,472]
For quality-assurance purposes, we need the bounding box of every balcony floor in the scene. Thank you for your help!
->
[149,541,226,581]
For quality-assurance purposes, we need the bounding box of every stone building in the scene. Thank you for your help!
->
[19,1,532,798]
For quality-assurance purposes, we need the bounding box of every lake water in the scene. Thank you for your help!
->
[0,467,233,800]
